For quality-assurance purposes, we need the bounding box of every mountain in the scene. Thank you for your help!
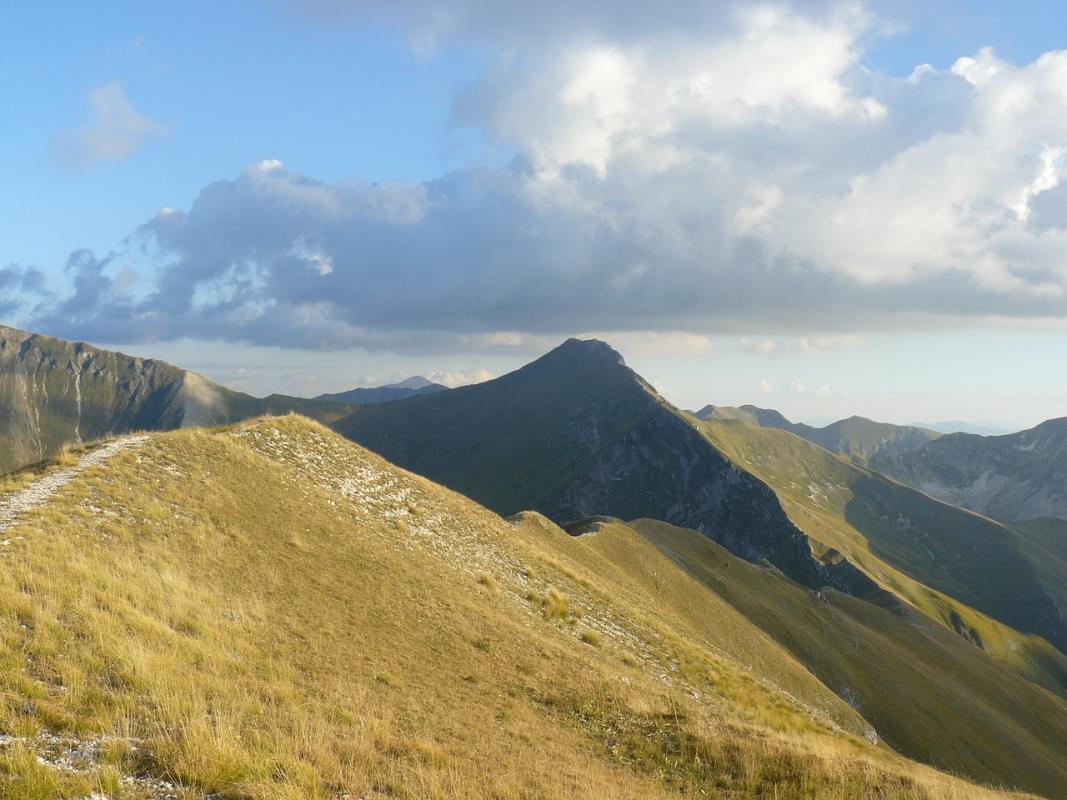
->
[702,401,1067,525]
[315,375,448,405]
[0,324,352,473]
[695,403,797,429]
[335,339,831,588]
[873,418,1067,522]
[0,414,1057,798]
[333,340,1067,660]
[389,375,436,390]
[696,407,1061,516]
[695,404,939,463]
[797,415,941,462]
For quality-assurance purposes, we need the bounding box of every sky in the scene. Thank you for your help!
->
[2,0,1067,431]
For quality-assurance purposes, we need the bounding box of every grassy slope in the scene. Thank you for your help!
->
[695,418,1067,693]
[696,406,939,463]
[1014,517,1067,560]
[618,518,1067,797]
[0,416,1036,799]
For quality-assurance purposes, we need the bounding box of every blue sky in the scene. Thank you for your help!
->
[2,1,1066,430]
[2,2,492,266]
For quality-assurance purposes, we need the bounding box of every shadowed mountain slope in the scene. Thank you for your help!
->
[334,339,828,588]
[873,418,1067,522]
[0,325,352,473]
[0,415,1034,799]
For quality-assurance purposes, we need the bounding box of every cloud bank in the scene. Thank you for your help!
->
[25,2,1067,352]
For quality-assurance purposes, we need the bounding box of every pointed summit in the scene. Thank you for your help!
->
[388,376,435,390]
[521,338,626,373]
[552,337,625,363]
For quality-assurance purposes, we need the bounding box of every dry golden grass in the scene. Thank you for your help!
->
[0,416,1042,799]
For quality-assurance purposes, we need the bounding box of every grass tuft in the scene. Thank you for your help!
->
[580,629,602,647]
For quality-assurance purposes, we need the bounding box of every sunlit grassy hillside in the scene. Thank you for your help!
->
[696,418,1067,684]
[595,518,1067,795]
[0,416,1043,799]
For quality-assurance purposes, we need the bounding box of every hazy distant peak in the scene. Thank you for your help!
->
[314,376,447,405]
[387,376,434,390]
[695,404,800,432]
[909,421,1016,436]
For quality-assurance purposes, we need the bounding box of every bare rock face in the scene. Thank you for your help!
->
[0,325,363,475]
[539,390,829,588]
[873,419,1067,522]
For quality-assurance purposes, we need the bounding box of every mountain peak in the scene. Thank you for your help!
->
[836,415,876,426]
[388,376,434,390]
[539,338,626,367]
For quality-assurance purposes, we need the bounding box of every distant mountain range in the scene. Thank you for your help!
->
[909,420,1013,436]
[691,399,1067,525]
[872,419,1067,522]
[315,375,447,405]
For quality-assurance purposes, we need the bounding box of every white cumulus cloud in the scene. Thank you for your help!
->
[25,1,1067,352]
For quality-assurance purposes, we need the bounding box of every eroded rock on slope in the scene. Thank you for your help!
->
[873,418,1067,522]
[0,325,355,473]
[0,325,197,472]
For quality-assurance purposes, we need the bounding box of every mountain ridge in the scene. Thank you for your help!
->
[314,375,448,405]
[333,340,1067,662]
[695,403,940,463]
[697,417,1067,661]
[873,417,1067,522]
[0,323,354,473]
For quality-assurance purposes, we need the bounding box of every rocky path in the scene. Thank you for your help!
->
[0,435,150,533]
[0,433,182,797]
